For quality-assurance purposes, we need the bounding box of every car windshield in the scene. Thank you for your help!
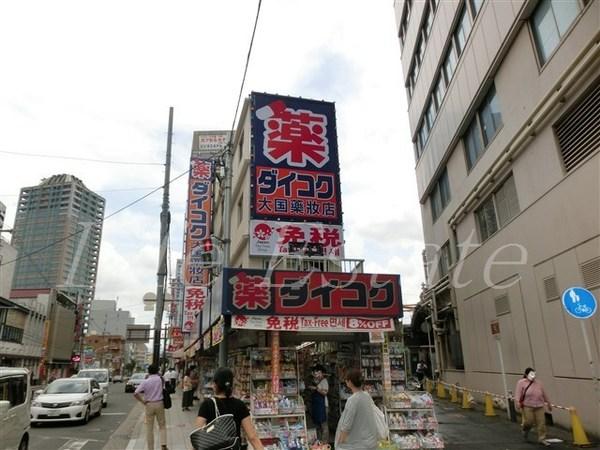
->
[131,373,145,380]
[77,371,108,382]
[46,380,89,394]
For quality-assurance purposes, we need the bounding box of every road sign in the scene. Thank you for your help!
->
[561,287,597,319]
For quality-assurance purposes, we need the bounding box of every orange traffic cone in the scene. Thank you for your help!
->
[461,389,472,409]
[450,385,459,403]
[437,381,446,399]
[484,392,496,417]
[569,407,591,446]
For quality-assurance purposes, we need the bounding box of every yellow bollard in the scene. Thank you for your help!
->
[484,392,496,417]
[425,378,433,393]
[437,381,446,399]
[461,389,472,409]
[569,407,591,446]
[450,384,459,403]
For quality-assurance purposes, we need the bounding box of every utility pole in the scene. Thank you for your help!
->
[153,107,173,367]
[218,141,233,368]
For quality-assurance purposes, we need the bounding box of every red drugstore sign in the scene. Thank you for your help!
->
[223,268,402,318]
[250,92,342,225]
[182,157,214,333]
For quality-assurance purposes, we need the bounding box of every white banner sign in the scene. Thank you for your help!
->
[232,315,395,333]
[250,220,344,258]
[182,286,208,333]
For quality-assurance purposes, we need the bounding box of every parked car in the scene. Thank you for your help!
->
[0,367,30,450]
[31,378,102,425]
[75,369,110,407]
[124,372,146,393]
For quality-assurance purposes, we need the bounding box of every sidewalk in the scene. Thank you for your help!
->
[120,391,198,450]
[435,398,598,450]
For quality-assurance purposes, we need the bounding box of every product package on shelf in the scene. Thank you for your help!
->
[384,391,443,449]
[388,342,406,386]
[360,343,383,396]
[197,356,217,398]
[228,350,251,403]
[249,347,309,450]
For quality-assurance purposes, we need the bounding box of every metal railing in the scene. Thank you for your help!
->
[0,324,24,344]
[271,256,365,274]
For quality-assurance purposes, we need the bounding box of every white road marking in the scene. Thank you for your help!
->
[125,438,137,450]
[58,439,89,450]
[101,412,127,415]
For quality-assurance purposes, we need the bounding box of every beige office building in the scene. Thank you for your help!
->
[394,0,599,432]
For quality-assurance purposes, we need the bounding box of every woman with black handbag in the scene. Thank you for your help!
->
[192,367,264,450]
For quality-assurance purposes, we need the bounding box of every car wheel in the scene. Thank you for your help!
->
[18,435,28,450]
[82,406,90,424]
[102,401,107,408]
[96,404,102,417]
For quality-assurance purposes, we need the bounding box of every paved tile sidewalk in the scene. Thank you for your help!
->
[436,398,598,450]
[122,391,198,450]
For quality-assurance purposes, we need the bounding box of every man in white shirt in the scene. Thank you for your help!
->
[164,367,178,393]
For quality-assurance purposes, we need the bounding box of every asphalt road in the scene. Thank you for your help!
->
[29,382,137,450]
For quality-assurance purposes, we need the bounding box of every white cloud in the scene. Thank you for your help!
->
[0,0,424,322]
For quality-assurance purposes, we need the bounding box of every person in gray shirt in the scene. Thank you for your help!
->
[335,368,379,450]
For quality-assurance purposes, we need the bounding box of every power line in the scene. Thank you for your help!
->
[0,169,190,268]
[228,0,263,146]
[0,150,164,166]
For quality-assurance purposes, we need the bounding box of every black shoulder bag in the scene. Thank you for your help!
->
[189,398,240,450]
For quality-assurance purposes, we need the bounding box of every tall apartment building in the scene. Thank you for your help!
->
[395,0,599,431]
[87,299,135,338]
[11,174,105,331]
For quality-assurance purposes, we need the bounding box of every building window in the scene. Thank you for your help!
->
[464,83,503,169]
[433,76,446,109]
[454,6,472,55]
[238,132,244,163]
[531,0,581,65]
[439,241,451,277]
[478,85,503,145]
[423,6,434,40]
[554,77,600,172]
[475,174,519,241]
[425,100,437,129]
[464,119,484,168]
[443,45,457,83]
[469,0,484,16]
[430,168,451,221]
[418,121,430,150]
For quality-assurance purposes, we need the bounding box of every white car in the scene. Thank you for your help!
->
[125,372,146,393]
[0,367,30,450]
[31,378,103,425]
[75,369,110,407]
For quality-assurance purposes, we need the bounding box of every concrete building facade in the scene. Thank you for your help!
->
[394,0,599,432]
[11,174,105,333]
[88,299,135,338]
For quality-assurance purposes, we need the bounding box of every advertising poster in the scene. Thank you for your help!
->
[250,93,342,225]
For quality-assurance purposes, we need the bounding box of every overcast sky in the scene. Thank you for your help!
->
[0,0,423,325]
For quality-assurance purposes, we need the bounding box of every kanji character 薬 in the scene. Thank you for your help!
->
[191,160,212,180]
[290,200,304,214]
[231,272,271,310]
[256,100,330,168]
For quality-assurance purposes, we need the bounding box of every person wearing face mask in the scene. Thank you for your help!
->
[515,368,552,447]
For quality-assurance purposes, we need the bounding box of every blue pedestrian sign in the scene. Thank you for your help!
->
[561,287,597,319]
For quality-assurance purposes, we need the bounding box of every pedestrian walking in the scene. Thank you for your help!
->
[308,364,329,443]
[195,367,264,450]
[515,367,552,447]
[415,360,428,389]
[335,368,379,450]
[134,364,169,450]
[165,367,177,393]
[182,368,194,411]
[189,365,200,401]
